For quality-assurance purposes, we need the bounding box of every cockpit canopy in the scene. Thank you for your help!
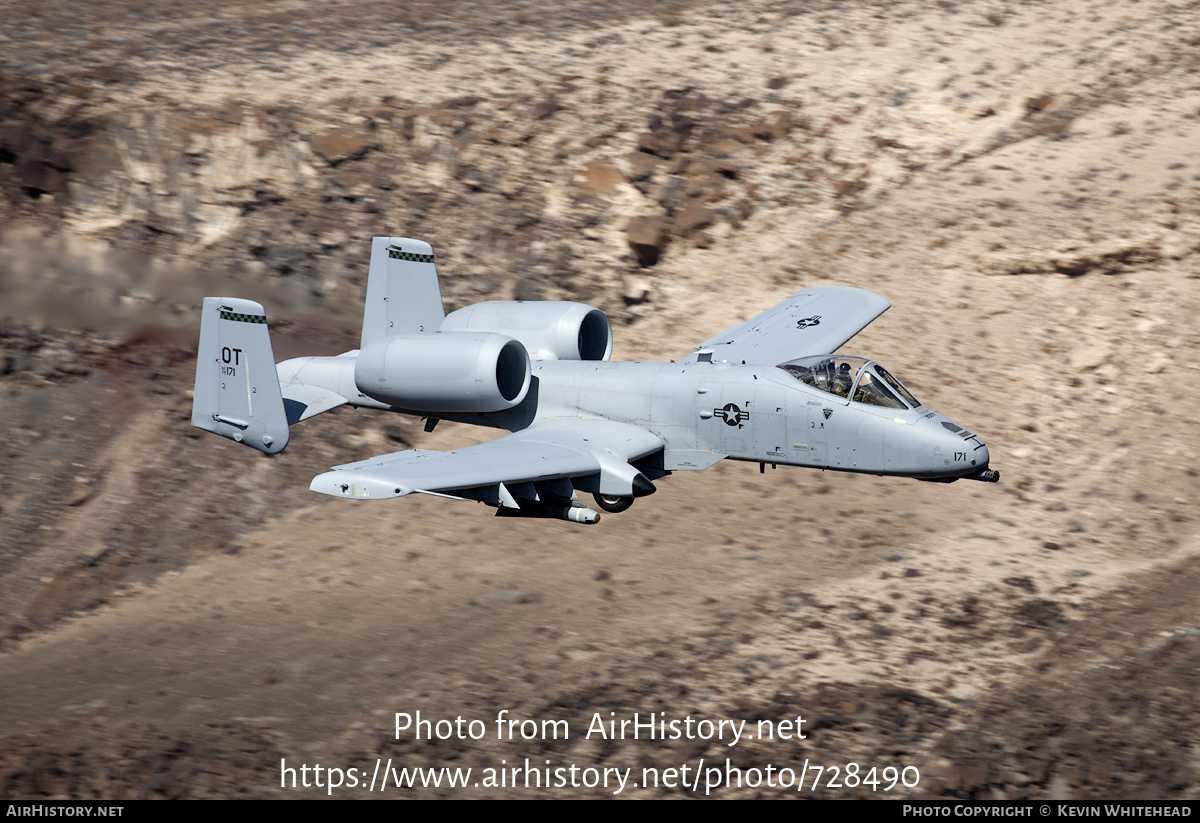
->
[778,355,922,410]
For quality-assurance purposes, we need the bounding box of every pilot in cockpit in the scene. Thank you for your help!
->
[832,361,853,397]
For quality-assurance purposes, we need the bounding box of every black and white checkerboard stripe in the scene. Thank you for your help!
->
[219,310,267,324]
[388,248,435,263]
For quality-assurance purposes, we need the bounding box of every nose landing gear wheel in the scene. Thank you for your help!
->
[593,494,634,513]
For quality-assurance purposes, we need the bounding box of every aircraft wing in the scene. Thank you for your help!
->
[309,419,663,503]
[680,286,890,365]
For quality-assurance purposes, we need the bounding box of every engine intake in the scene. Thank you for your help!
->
[354,332,531,412]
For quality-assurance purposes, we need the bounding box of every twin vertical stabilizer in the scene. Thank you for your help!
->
[359,237,445,348]
[191,297,290,454]
[192,238,446,454]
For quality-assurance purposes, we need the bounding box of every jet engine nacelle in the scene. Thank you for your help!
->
[439,301,613,362]
[354,332,531,413]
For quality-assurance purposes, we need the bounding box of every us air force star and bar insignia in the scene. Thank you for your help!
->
[715,403,751,427]
[218,309,266,324]
[388,247,435,263]
[795,315,821,329]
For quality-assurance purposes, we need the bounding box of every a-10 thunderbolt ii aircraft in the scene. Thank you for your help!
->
[192,236,998,525]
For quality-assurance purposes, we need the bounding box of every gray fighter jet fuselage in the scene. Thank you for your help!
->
[193,236,998,524]
[342,359,991,479]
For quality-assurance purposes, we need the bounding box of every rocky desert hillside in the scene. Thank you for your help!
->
[1,0,1198,799]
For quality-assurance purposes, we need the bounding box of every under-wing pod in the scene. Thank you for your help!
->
[495,503,601,524]
[354,332,532,413]
[440,301,612,361]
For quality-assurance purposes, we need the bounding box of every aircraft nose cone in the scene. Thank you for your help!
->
[927,416,993,479]
[969,439,1000,482]
[975,440,991,468]
[935,418,998,481]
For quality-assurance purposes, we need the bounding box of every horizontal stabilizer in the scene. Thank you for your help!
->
[280,384,348,425]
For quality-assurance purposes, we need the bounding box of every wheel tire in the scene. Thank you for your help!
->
[593,494,634,514]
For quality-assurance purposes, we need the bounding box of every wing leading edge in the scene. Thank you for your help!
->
[309,419,664,507]
[681,285,890,366]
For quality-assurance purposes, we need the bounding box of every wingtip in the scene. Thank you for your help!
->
[310,471,408,499]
